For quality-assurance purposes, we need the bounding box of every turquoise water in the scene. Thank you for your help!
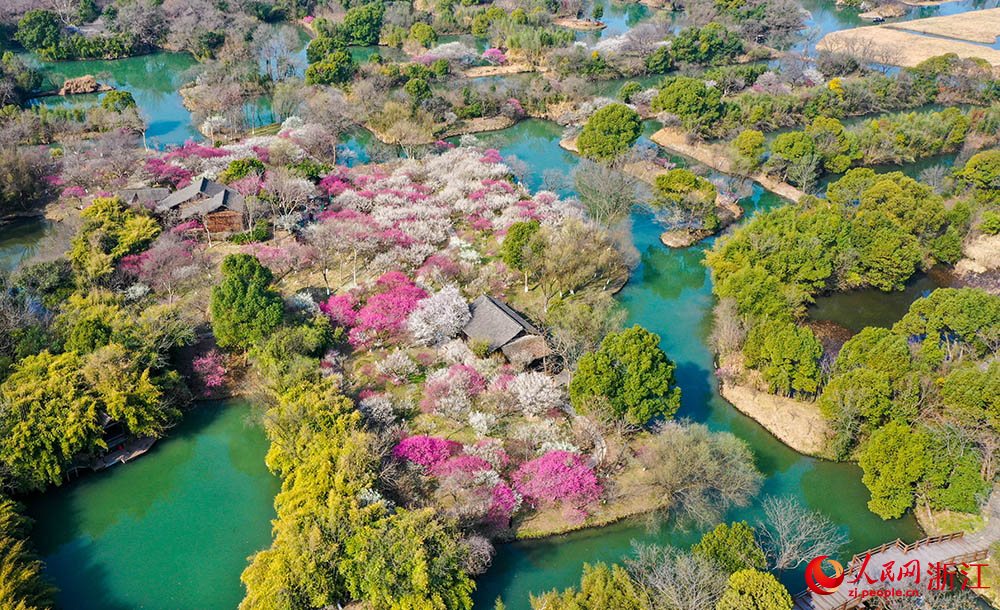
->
[26,402,280,610]
[30,52,202,147]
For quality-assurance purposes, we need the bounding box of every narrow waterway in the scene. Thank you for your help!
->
[25,401,279,610]
[472,127,924,607]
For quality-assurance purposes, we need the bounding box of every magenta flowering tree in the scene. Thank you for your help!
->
[163,140,230,161]
[348,272,427,347]
[393,435,462,468]
[488,481,521,526]
[320,293,359,327]
[192,350,227,396]
[429,455,492,477]
[240,243,316,276]
[62,186,87,198]
[482,48,507,65]
[420,364,486,418]
[145,158,193,187]
[513,450,603,509]
[319,173,350,196]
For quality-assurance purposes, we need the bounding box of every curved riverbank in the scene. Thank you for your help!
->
[719,382,834,459]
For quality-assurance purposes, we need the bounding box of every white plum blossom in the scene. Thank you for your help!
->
[468,410,498,437]
[359,393,396,425]
[376,350,419,380]
[439,339,475,366]
[510,372,564,417]
[539,440,581,455]
[408,285,471,345]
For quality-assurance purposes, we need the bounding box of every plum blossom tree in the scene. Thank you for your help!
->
[192,350,226,396]
[408,285,470,345]
[509,372,564,417]
[421,364,486,420]
[393,435,461,469]
[513,450,603,511]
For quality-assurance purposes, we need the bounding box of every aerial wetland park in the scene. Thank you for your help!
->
[3,0,1000,608]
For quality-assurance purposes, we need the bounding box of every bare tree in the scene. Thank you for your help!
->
[572,160,645,228]
[633,421,763,528]
[262,167,316,218]
[758,496,849,572]
[625,543,725,610]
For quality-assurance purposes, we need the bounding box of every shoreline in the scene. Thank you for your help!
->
[719,381,834,459]
[649,127,807,202]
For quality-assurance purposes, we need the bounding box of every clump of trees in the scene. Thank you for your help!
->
[576,103,641,161]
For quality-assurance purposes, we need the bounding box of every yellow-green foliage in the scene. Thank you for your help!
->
[0,497,54,610]
[69,197,159,282]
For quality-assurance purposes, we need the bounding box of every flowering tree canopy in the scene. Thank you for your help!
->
[513,450,602,508]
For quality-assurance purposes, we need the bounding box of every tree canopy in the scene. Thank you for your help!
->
[569,325,681,425]
[210,254,284,351]
[576,103,641,161]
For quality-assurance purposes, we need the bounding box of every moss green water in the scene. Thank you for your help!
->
[0,217,51,273]
[25,401,279,610]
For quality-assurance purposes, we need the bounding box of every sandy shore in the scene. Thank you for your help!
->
[649,127,807,202]
[720,382,833,458]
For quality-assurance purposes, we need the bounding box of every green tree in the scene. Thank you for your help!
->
[859,421,930,519]
[501,220,541,289]
[305,49,357,85]
[716,569,792,610]
[692,521,766,574]
[210,254,284,351]
[408,22,437,47]
[0,497,55,610]
[805,116,858,174]
[569,325,682,425]
[959,150,1000,203]
[743,320,822,396]
[340,507,475,610]
[651,76,724,133]
[0,350,101,491]
[306,36,345,64]
[403,77,431,103]
[645,45,673,73]
[529,563,644,610]
[617,81,642,103]
[68,197,160,282]
[592,5,604,19]
[15,10,62,51]
[732,129,765,170]
[671,23,743,66]
[576,103,641,161]
[981,210,1000,235]
[100,90,136,112]
[340,3,385,45]
[766,131,819,189]
[218,158,266,184]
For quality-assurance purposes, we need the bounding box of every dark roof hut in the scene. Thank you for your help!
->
[462,295,551,364]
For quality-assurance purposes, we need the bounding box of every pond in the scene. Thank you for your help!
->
[0,217,51,274]
[809,268,952,333]
[29,51,202,148]
[25,401,280,610]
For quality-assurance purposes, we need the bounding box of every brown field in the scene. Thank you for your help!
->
[884,7,1000,43]
[816,23,1000,68]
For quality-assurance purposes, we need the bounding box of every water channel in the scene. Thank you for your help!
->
[10,0,995,607]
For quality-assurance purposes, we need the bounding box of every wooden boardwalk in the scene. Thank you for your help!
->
[794,495,1000,610]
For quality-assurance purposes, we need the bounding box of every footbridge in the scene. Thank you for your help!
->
[793,495,1000,610]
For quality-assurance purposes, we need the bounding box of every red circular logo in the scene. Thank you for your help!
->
[806,556,844,595]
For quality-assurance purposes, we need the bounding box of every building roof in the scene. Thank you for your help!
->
[155,177,245,216]
[463,295,540,353]
[119,187,170,205]
[501,334,552,364]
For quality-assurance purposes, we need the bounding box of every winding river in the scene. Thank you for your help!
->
[10,1,997,607]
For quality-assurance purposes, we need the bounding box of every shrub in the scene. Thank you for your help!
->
[577,103,641,161]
